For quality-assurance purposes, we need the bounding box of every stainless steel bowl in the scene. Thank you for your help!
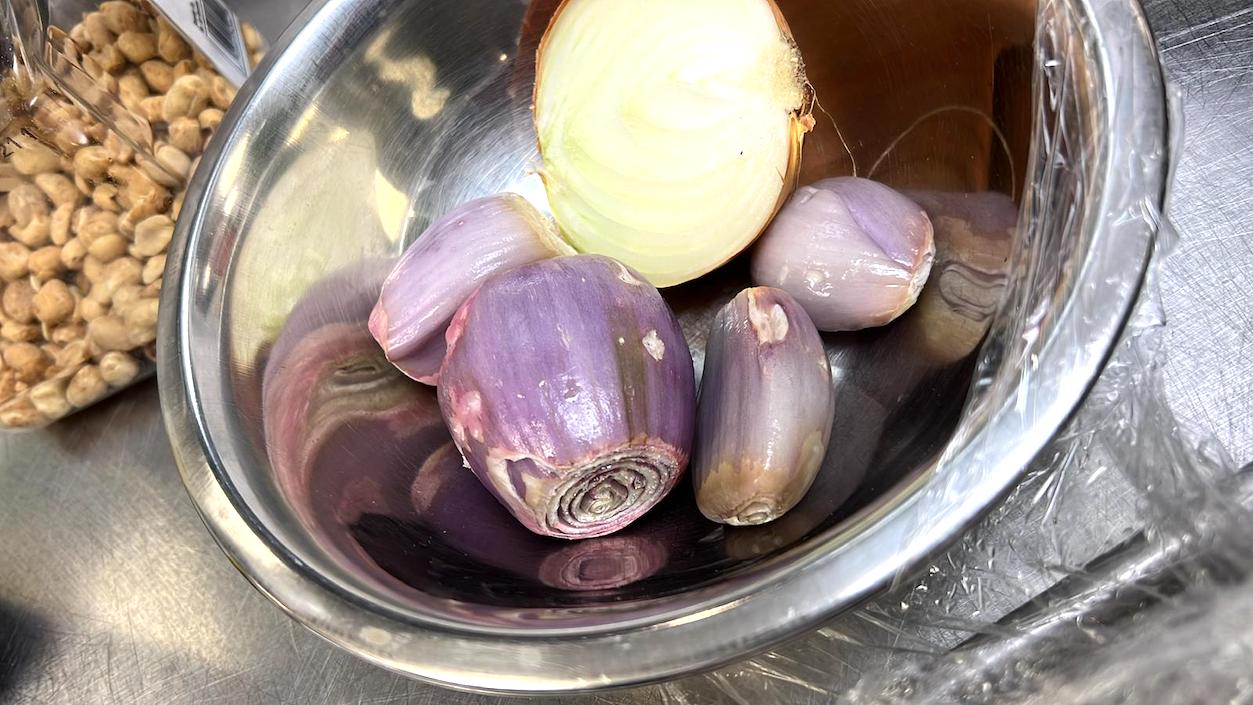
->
[158,0,1169,694]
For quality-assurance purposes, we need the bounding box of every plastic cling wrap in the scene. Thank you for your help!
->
[633,0,1249,701]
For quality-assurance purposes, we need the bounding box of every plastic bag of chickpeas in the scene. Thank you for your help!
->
[0,0,262,428]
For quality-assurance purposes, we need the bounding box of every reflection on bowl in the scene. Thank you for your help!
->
[261,262,698,599]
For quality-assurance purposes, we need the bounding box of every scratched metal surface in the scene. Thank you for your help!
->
[0,1,1248,703]
[1150,0,1253,466]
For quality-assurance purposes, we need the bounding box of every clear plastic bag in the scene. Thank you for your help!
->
[0,0,259,428]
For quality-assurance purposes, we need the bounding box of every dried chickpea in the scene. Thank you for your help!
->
[0,396,46,428]
[98,70,121,94]
[10,215,51,248]
[168,117,202,155]
[8,183,49,225]
[0,5,253,422]
[0,243,31,282]
[95,257,143,302]
[72,145,111,181]
[122,169,170,212]
[82,255,105,284]
[208,75,236,110]
[4,342,50,383]
[123,298,158,345]
[11,144,62,175]
[95,44,127,74]
[92,184,121,212]
[73,172,91,196]
[162,75,209,121]
[66,364,108,408]
[98,350,140,387]
[78,210,118,245]
[84,122,107,144]
[28,246,64,281]
[116,31,157,64]
[155,18,191,63]
[3,280,36,323]
[112,284,143,310]
[82,12,114,49]
[242,23,264,53]
[138,95,164,123]
[60,238,88,271]
[79,297,107,322]
[172,59,195,81]
[33,280,75,326]
[29,377,71,420]
[155,145,191,181]
[100,1,147,33]
[139,59,174,93]
[138,155,180,188]
[87,314,130,352]
[117,208,140,237]
[103,132,134,164]
[69,20,91,48]
[33,173,80,208]
[141,253,165,285]
[1,320,38,343]
[87,233,129,262]
[133,214,174,256]
[49,203,74,245]
[198,107,223,131]
[117,71,150,111]
[50,323,86,346]
[54,340,90,369]
[72,205,97,234]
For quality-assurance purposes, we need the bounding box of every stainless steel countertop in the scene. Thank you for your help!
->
[1,1,1250,703]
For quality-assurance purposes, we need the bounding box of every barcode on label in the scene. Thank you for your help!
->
[151,0,249,85]
[192,0,241,62]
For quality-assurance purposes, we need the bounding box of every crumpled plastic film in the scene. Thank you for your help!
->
[636,0,1253,701]
[641,248,1251,705]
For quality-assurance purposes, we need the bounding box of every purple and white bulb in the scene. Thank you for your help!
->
[437,254,696,539]
[369,193,572,384]
[751,177,935,332]
[693,287,834,526]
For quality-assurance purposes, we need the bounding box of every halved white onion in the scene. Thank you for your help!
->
[535,0,811,287]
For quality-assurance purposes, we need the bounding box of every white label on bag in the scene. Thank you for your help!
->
[150,0,250,87]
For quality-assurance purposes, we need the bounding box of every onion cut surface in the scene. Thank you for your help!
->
[535,0,811,287]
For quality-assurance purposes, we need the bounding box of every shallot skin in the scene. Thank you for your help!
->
[438,254,696,539]
[751,177,935,332]
[693,287,834,526]
[369,193,568,385]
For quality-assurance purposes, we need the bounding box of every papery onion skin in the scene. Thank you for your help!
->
[751,177,935,332]
[693,287,834,526]
[438,254,696,539]
[534,0,812,288]
[369,194,570,385]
